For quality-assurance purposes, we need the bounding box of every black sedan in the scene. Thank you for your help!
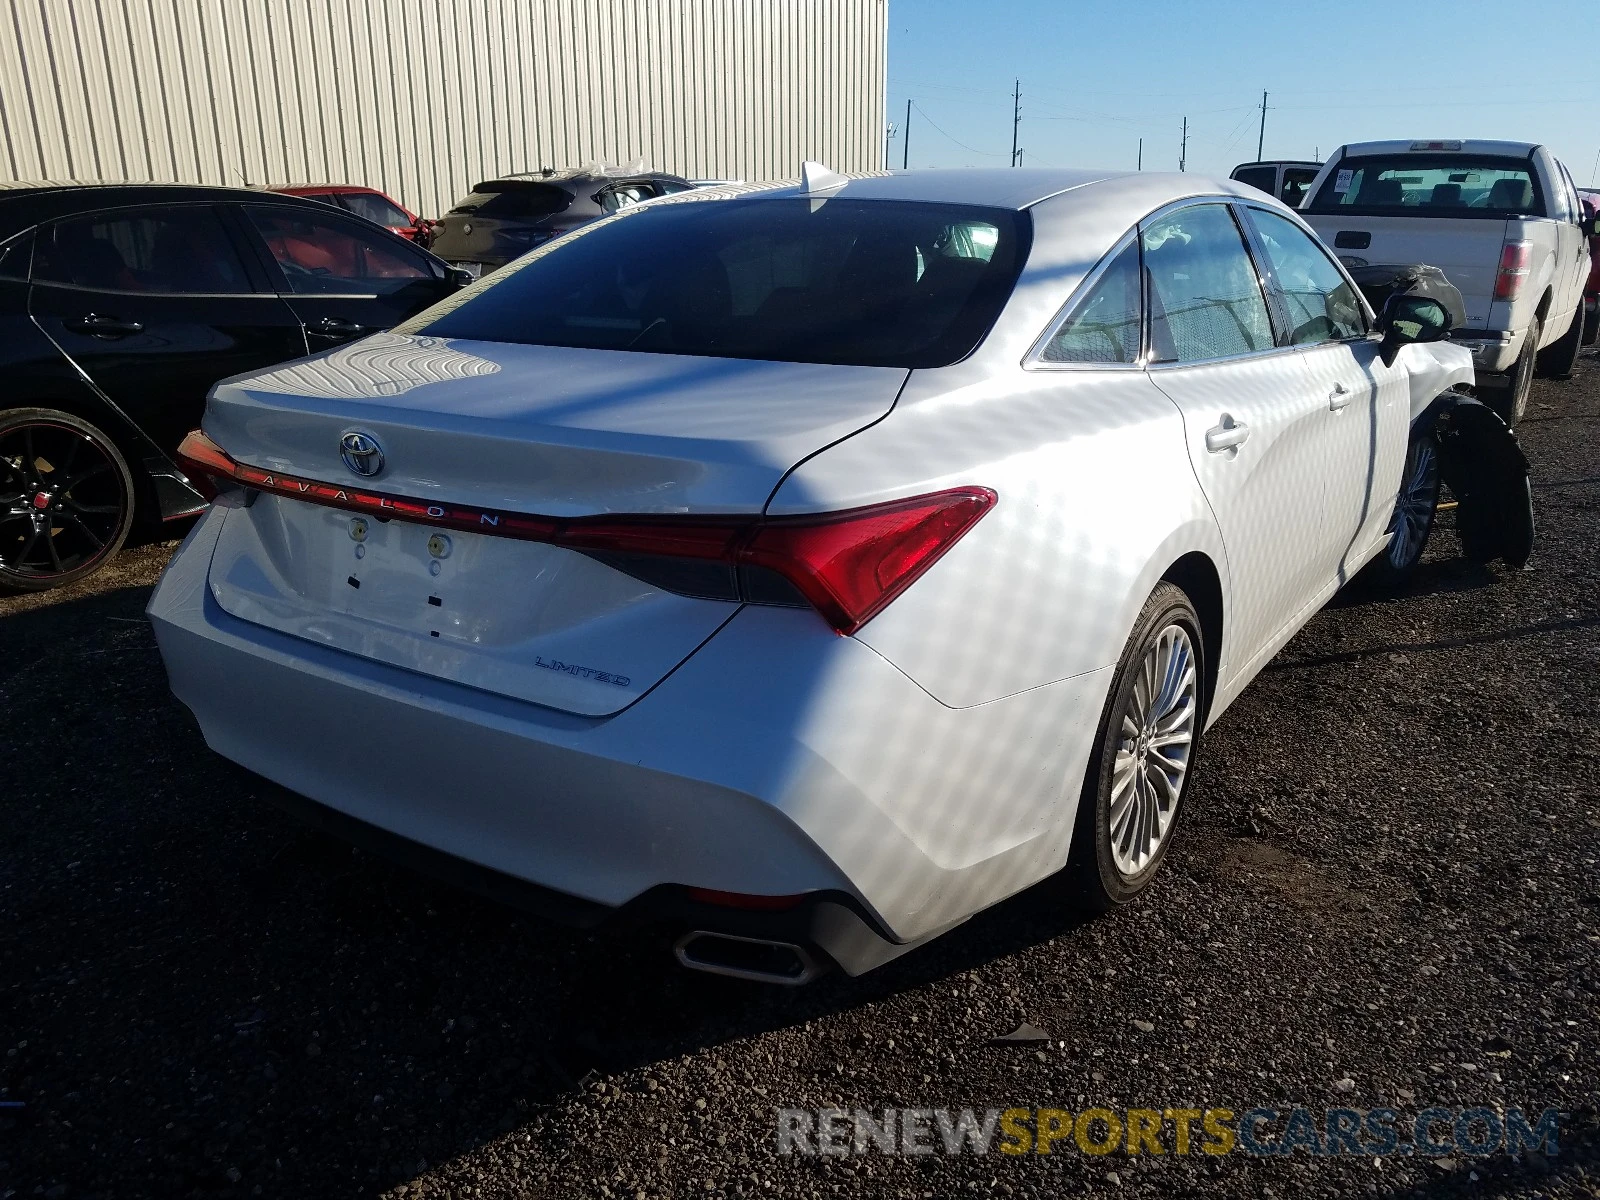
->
[0,183,468,591]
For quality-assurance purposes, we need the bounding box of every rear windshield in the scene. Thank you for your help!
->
[1306,156,1544,217]
[448,182,573,219]
[409,197,1030,368]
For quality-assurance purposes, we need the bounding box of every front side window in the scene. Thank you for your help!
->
[247,207,437,295]
[1306,156,1543,217]
[408,198,1029,369]
[1039,240,1141,364]
[1141,204,1274,363]
[34,207,252,293]
[339,192,412,229]
[1247,208,1366,345]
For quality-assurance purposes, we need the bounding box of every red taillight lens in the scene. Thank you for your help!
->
[176,429,996,635]
[1494,240,1531,301]
[743,489,997,635]
[173,429,238,501]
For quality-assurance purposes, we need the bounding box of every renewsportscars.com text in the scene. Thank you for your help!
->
[776,1105,1560,1158]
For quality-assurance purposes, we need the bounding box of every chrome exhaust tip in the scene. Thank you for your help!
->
[673,931,824,985]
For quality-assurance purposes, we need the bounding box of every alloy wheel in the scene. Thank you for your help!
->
[1108,622,1198,877]
[1387,437,1440,569]
[0,420,130,581]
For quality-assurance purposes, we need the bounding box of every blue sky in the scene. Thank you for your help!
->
[886,0,1599,182]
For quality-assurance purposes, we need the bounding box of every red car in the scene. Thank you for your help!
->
[269,184,436,247]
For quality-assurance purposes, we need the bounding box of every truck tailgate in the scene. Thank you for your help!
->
[1302,214,1508,330]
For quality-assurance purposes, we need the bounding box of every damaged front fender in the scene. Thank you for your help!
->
[1399,340,1475,424]
[1413,391,1534,569]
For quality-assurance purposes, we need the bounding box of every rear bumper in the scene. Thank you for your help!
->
[149,507,1109,971]
[1449,329,1522,376]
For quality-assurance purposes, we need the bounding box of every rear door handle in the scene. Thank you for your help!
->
[1204,417,1250,453]
[1328,382,1353,410]
[312,316,366,336]
[66,314,144,337]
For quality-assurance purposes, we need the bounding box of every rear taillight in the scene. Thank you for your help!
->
[173,428,240,501]
[742,491,996,634]
[176,430,996,635]
[1494,240,1531,301]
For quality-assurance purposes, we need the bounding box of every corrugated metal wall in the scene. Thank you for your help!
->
[0,0,887,217]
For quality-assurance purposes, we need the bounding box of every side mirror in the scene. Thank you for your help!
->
[445,267,476,291]
[1376,293,1452,366]
[1582,214,1600,238]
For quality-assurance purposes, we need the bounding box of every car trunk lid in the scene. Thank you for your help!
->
[201,333,907,716]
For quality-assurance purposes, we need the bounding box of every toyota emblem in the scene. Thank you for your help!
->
[339,431,385,477]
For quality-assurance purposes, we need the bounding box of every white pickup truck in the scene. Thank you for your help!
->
[1301,139,1592,426]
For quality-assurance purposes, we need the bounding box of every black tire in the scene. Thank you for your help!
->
[1070,581,1206,912]
[1535,304,1583,380]
[1482,317,1540,427]
[0,407,136,593]
[1361,430,1441,591]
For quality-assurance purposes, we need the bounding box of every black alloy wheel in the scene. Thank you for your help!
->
[0,408,136,592]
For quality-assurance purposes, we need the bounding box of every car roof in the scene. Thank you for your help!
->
[478,169,689,189]
[1233,160,1322,171]
[684,167,1267,216]
[1336,139,1540,159]
[270,184,389,195]
[0,181,398,237]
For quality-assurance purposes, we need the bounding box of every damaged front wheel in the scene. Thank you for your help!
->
[1362,431,1440,590]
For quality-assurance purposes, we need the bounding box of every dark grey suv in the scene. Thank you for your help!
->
[430,168,693,276]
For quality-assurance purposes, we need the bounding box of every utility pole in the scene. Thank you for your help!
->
[1256,90,1268,161]
[1011,79,1022,167]
[903,98,911,170]
[1137,138,1143,171]
[884,122,895,169]
[1179,117,1187,172]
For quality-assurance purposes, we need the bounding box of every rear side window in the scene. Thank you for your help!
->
[448,183,573,219]
[410,198,1030,369]
[246,207,438,294]
[1141,204,1274,363]
[0,229,32,280]
[34,207,253,293]
[597,183,658,214]
[1306,156,1544,217]
[1232,165,1276,195]
[339,192,411,228]
[1039,240,1141,364]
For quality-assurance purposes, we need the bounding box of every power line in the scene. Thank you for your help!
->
[908,101,1007,159]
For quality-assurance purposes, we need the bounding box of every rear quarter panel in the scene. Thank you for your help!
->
[768,364,1224,712]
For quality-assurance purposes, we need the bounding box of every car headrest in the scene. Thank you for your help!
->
[1356,178,1404,206]
[1488,178,1532,210]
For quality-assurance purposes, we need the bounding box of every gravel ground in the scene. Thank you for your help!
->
[3,365,1598,1200]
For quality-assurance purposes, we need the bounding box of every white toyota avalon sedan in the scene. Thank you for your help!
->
[151,165,1479,983]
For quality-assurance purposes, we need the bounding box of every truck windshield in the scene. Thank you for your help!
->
[1306,156,1543,218]
[406,197,1029,369]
